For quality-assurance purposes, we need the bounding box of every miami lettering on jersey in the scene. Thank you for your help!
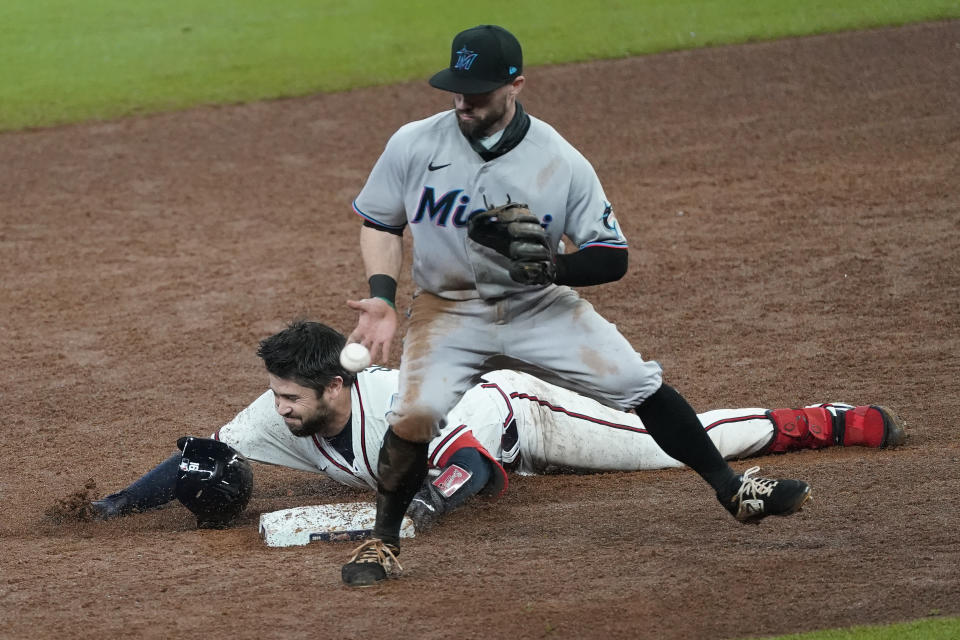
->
[412,187,484,227]
[412,186,559,231]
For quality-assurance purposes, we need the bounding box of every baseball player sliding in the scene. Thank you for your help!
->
[90,321,905,537]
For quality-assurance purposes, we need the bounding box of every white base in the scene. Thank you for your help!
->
[258,503,416,547]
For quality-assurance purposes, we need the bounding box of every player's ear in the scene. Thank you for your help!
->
[323,376,345,397]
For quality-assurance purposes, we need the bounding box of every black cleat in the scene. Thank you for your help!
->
[722,467,811,524]
[341,539,402,587]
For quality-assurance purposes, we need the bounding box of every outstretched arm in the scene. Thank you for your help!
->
[346,224,403,364]
[90,451,181,519]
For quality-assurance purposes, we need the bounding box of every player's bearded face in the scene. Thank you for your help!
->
[270,376,339,438]
[454,84,514,139]
[282,399,336,438]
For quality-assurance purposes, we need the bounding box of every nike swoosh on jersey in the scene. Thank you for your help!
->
[428,162,451,171]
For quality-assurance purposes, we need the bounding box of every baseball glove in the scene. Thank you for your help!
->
[467,203,556,285]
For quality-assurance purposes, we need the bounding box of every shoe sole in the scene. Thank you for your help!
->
[786,486,812,516]
[341,571,388,587]
[343,579,386,588]
[341,560,391,587]
[874,405,907,448]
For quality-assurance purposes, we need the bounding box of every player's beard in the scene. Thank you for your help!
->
[456,96,511,140]
[284,403,337,438]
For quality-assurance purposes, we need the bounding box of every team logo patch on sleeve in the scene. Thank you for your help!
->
[601,202,619,232]
[432,464,473,498]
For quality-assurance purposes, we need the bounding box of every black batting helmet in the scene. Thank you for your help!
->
[175,437,254,529]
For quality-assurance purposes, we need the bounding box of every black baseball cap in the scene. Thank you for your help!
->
[428,25,523,94]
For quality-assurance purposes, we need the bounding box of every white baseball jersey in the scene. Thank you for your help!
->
[352,109,626,300]
[213,367,400,491]
[211,368,790,495]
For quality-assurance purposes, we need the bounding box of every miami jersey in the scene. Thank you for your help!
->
[351,109,627,299]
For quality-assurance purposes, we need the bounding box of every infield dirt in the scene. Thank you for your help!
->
[1,20,958,640]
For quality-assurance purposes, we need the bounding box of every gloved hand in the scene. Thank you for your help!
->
[467,202,556,285]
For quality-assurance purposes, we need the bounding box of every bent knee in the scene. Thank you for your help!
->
[390,411,438,443]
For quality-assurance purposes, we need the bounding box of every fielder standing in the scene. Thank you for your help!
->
[344,24,811,586]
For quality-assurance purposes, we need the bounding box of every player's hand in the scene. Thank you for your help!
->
[346,297,398,364]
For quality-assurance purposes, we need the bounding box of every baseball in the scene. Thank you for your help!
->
[339,342,371,372]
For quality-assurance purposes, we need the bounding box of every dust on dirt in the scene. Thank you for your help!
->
[44,478,101,523]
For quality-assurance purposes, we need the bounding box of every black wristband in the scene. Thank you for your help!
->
[368,274,398,308]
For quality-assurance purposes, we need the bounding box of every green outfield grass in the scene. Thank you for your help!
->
[749,616,960,640]
[1,0,958,131]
